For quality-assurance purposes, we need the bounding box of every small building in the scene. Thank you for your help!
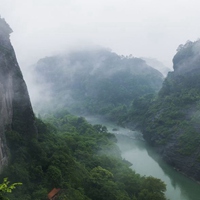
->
[47,188,61,200]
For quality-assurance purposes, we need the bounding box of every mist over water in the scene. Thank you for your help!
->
[85,115,200,200]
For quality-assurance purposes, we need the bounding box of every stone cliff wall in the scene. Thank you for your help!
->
[0,17,36,170]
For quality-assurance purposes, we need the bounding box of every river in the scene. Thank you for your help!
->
[85,115,200,200]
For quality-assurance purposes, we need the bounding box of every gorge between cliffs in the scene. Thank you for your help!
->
[1,16,200,200]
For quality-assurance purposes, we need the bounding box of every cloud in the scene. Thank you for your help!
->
[1,0,200,69]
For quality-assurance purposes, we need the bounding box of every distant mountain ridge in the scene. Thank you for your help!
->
[32,48,164,120]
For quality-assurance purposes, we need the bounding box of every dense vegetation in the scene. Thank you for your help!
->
[32,48,164,121]
[1,111,167,200]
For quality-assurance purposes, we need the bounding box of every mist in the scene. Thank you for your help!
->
[1,0,199,125]
[1,0,200,73]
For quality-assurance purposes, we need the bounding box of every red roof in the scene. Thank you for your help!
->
[48,188,61,199]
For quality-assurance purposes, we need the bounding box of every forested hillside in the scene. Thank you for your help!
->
[2,111,167,200]
[32,48,164,122]
[128,40,200,181]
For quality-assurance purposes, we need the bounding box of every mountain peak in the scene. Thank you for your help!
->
[173,40,200,74]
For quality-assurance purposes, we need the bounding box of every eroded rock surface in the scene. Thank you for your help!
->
[0,17,36,170]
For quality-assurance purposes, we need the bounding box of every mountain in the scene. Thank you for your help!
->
[31,48,164,121]
[0,17,36,170]
[130,40,200,181]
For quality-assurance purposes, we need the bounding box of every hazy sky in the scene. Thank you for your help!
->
[1,0,200,69]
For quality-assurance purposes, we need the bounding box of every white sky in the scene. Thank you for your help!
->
[1,0,200,69]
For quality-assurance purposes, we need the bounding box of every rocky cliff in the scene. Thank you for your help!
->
[131,39,200,181]
[0,17,36,170]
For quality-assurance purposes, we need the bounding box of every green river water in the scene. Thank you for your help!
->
[85,116,200,200]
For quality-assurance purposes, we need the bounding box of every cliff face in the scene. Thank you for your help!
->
[0,17,36,170]
[139,40,200,181]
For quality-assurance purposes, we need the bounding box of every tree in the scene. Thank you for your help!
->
[139,177,167,200]
[0,178,22,200]
[47,166,62,188]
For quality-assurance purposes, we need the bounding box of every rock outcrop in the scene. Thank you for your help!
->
[0,17,36,170]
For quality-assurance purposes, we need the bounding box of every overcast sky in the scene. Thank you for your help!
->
[1,0,200,69]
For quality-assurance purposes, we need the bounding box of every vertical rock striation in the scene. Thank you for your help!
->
[0,17,36,170]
